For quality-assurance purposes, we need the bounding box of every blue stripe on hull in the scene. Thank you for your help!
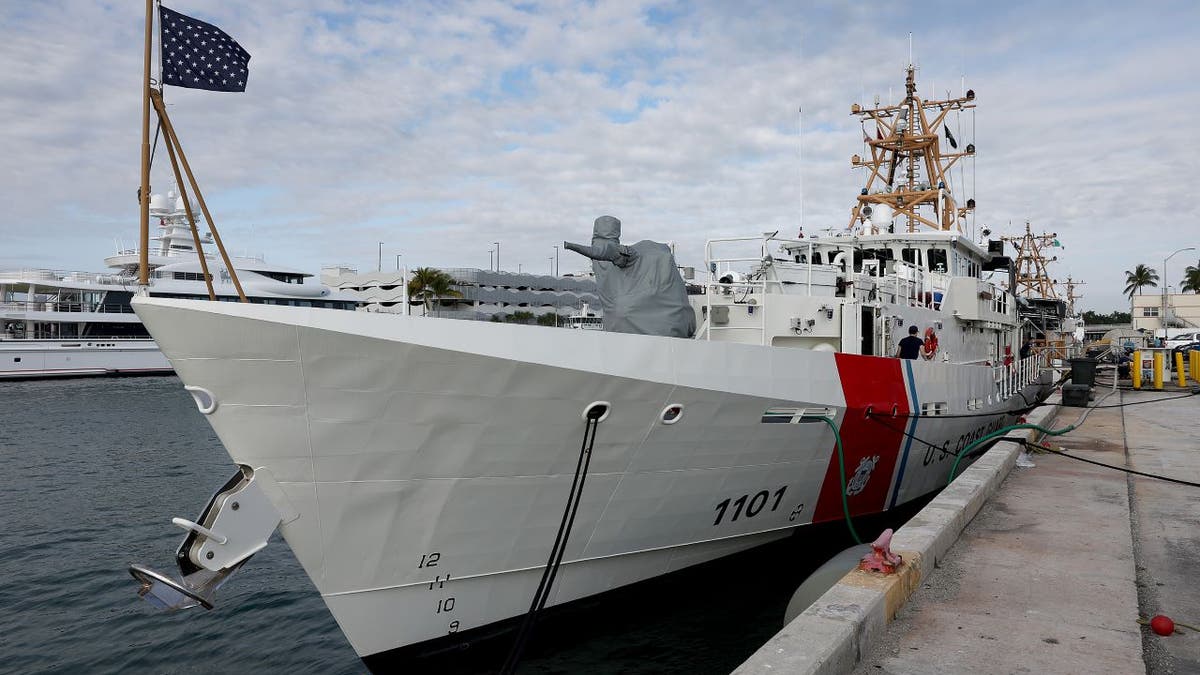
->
[889,360,921,508]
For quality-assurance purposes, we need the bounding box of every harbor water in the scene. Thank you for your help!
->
[1,376,926,674]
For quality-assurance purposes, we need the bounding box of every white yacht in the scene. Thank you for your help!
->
[0,190,358,379]
[565,302,603,330]
[130,66,1055,671]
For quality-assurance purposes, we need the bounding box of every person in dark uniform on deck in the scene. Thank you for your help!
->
[897,325,924,360]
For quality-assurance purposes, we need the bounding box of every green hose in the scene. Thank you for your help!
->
[946,422,1078,486]
[816,414,1079,544]
[816,416,863,545]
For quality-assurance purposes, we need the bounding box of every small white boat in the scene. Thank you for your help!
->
[565,302,603,330]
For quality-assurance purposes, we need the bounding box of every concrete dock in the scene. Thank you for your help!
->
[737,386,1200,675]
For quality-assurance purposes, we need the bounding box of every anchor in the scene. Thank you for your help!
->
[129,466,281,611]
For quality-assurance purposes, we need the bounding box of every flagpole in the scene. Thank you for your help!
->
[139,0,153,286]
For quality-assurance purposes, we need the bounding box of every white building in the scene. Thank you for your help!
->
[1131,291,1200,335]
[321,266,600,322]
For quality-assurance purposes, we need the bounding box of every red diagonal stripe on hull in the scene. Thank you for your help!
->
[812,354,911,523]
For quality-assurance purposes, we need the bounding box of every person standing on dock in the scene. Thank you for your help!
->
[897,325,923,359]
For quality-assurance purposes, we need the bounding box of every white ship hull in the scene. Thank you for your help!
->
[0,339,170,379]
[132,295,1051,664]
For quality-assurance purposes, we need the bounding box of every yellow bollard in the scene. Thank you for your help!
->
[1177,352,1187,387]
[1191,350,1199,383]
[1153,351,1164,390]
[1132,350,1142,389]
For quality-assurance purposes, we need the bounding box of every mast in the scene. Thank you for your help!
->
[848,65,976,233]
[139,0,153,285]
[1003,222,1061,299]
[1064,276,1084,315]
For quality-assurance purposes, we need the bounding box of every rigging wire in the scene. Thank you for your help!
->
[956,104,968,238]
[799,105,804,232]
[798,36,805,233]
[867,414,1016,461]
[149,119,161,171]
[971,107,976,235]
[873,393,1200,487]
[1086,389,1198,408]
[1009,438,1200,489]
[139,119,162,204]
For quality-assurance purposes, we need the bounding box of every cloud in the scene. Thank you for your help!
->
[2,0,1198,308]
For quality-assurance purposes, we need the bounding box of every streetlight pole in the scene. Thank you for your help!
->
[489,249,494,272]
[549,256,554,275]
[1164,247,1196,334]
[378,242,383,272]
[494,242,500,272]
[553,245,559,276]
[396,254,402,271]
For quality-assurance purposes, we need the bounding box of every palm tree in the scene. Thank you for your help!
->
[1182,265,1200,294]
[407,267,463,316]
[1123,264,1159,300]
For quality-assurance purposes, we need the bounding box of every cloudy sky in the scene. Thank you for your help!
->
[3,0,1198,310]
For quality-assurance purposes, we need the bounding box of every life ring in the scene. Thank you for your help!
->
[921,328,939,360]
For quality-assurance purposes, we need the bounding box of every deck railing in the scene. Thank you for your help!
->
[0,269,134,285]
[0,301,137,314]
[704,235,851,298]
[703,235,955,308]
[993,352,1048,401]
[111,247,267,263]
[0,334,154,341]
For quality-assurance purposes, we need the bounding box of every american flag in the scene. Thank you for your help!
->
[160,6,250,92]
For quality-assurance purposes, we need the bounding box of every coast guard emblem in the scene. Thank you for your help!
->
[846,455,880,496]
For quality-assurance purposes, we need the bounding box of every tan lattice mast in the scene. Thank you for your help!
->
[848,65,976,233]
[1003,222,1062,299]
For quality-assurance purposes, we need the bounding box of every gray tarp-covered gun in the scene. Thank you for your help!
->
[564,216,695,338]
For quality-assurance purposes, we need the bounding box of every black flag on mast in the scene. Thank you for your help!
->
[943,125,958,149]
[160,6,250,92]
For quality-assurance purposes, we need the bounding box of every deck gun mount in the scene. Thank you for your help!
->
[128,466,285,611]
[564,215,696,338]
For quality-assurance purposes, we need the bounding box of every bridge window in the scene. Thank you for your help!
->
[862,249,894,277]
[928,249,947,273]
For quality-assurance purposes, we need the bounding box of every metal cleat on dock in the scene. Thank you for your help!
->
[859,528,903,574]
[129,466,281,611]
